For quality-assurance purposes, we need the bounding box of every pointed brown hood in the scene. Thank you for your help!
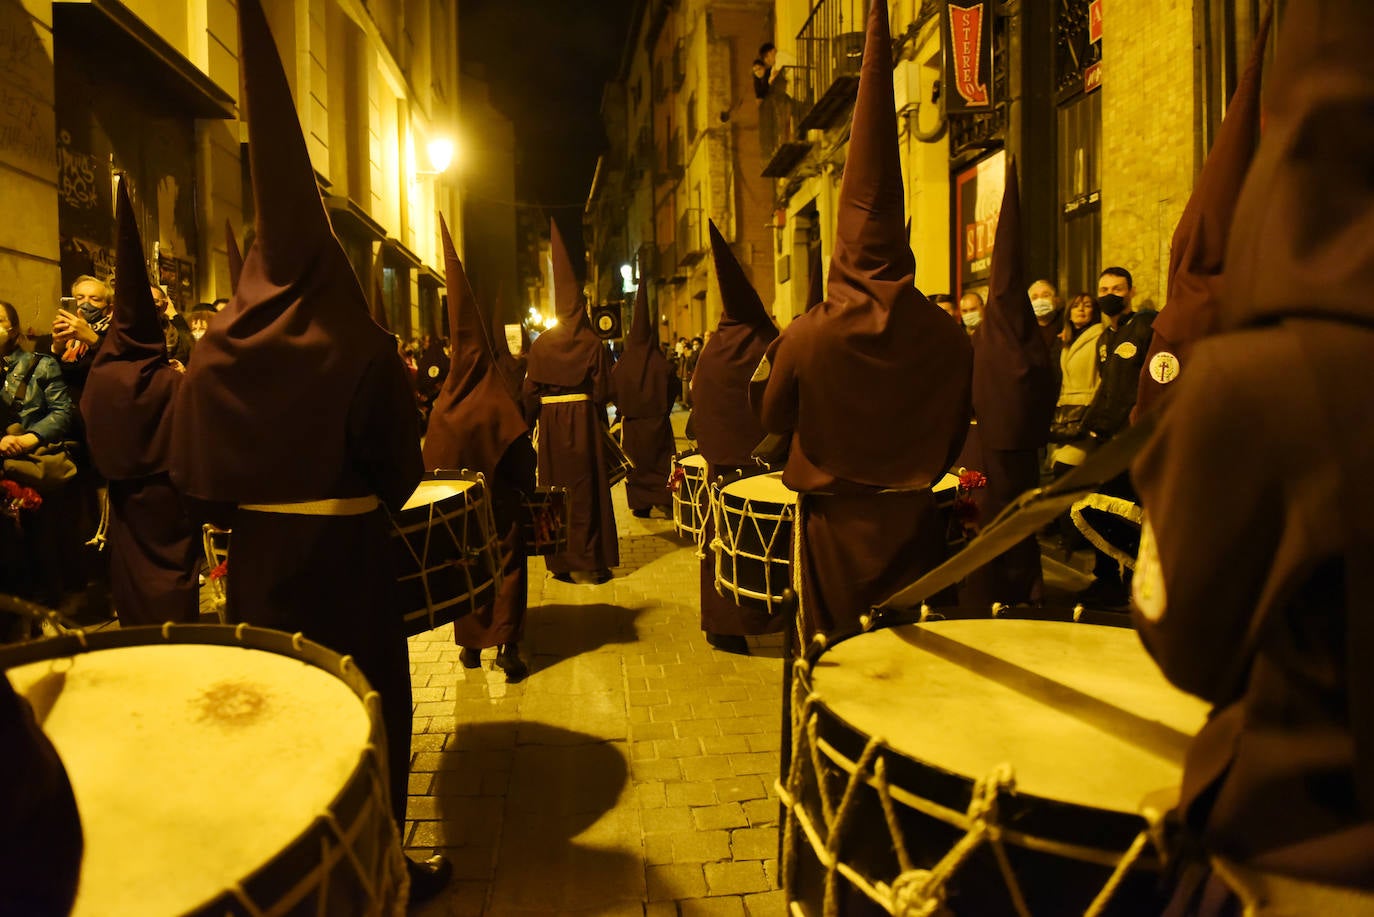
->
[972,158,1056,450]
[1222,0,1374,330]
[761,0,972,489]
[525,219,602,388]
[422,216,528,476]
[225,220,243,296]
[170,0,397,503]
[804,243,824,313]
[82,177,181,480]
[694,221,779,467]
[1135,8,1272,420]
[612,282,673,418]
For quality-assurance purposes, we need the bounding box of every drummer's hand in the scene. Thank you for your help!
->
[0,433,38,456]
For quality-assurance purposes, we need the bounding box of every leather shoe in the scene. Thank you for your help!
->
[458,646,482,669]
[570,569,612,585]
[550,571,575,583]
[705,632,750,655]
[406,853,452,904]
[494,643,529,682]
[631,507,652,518]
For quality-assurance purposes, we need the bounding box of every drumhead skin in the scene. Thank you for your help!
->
[812,620,1208,814]
[721,471,797,505]
[678,454,708,473]
[7,643,371,916]
[402,478,476,511]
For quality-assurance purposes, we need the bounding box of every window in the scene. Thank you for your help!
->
[686,93,697,142]
[1057,89,1101,299]
[1198,0,1281,152]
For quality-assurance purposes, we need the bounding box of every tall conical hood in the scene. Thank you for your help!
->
[757,0,972,489]
[825,0,915,322]
[225,220,243,296]
[422,215,528,476]
[369,244,389,332]
[972,158,1056,450]
[612,282,674,418]
[804,242,824,313]
[1136,7,1272,420]
[82,177,181,480]
[526,218,603,388]
[1223,0,1374,329]
[708,221,772,328]
[695,220,779,467]
[169,0,397,503]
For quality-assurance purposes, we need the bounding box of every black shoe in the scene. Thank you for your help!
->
[569,569,612,585]
[459,646,482,669]
[494,643,529,682]
[705,632,750,655]
[550,571,575,584]
[406,853,453,904]
[631,507,652,518]
[1075,579,1130,609]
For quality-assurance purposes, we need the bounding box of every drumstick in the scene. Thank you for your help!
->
[893,625,1194,763]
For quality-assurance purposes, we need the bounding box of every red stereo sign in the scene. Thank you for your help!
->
[945,3,993,112]
[1089,0,1104,44]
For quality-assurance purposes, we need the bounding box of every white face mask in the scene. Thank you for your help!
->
[962,311,982,329]
[1030,297,1056,318]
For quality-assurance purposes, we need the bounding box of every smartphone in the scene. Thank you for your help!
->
[59,296,77,311]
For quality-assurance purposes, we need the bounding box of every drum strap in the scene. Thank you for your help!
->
[540,393,591,404]
[240,495,380,516]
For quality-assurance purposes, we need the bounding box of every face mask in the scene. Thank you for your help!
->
[962,311,982,329]
[1030,297,1056,319]
[78,302,106,323]
[1097,293,1127,317]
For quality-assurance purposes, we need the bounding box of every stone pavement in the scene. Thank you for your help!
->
[404,413,788,916]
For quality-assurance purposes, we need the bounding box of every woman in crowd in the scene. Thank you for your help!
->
[0,299,77,609]
[1047,292,1102,554]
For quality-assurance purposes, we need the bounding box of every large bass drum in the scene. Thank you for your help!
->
[782,608,1210,916]
[0,623,408,915]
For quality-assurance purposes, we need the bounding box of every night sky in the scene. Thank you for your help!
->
[459,0,636,274]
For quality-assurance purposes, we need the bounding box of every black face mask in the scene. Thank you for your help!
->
[1097,293,1127,317]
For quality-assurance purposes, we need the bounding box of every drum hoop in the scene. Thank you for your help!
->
[0,623,405,915]
[710,482,797,615]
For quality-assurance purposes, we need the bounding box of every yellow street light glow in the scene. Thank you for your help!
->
[426,138,455,174]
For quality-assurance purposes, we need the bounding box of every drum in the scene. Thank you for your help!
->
[391,472,501,636]
[518,486,569,556]
[670,452,710,539]
[604,422,634,487]
[712,471,797,615]
[201,524,231,623]
[782,610,1211,916]
[0,623,407,915]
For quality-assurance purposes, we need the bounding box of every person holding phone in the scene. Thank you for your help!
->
[50,276,113,406]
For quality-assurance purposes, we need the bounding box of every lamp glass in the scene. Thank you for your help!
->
[426,138,455,174]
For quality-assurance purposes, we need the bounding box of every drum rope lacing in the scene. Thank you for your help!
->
[709,474,796,616]
[780,653,1170,917]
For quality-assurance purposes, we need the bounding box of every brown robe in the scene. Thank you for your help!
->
[962,166,1055,606]
[523,220,619,574]
[752,0,970,641]
[423,217,534,649]
[614,285,679,512]
[1133,0,1374,889]
[170,0,423,826]
[697,222,786,636]
[81,179,199,625]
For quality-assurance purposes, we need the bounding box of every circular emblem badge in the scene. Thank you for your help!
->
[1113,341,1138,360]
[597,314,614,332]
[1149,351,1180,384]
[427,366,440,379]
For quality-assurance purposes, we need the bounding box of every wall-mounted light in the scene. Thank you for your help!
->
[620,263,638,293]
[416,137,456,176]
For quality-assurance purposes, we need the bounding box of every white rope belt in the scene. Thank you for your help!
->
[541,393,591,404]
[239,495,380,516]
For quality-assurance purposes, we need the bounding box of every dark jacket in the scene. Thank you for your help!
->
[1081,308,1156,437]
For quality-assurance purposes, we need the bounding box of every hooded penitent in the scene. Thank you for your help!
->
[1133,8,1271,421]
[1132,0,1374,889]
[82,178,181,481]
[972,158,1056,452]
[697,221,779,468]
[525,220,603,389]
[422,215,529,477]
[756,0,971,491]
[171,0,400,504]
[225,220,243,296]
[612,283,673,419]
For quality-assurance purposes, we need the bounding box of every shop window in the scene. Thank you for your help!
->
[1057,89,1101,299]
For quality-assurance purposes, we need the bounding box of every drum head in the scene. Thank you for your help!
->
[403,479,476,511]
[812,620,1207,815]
[678,454,708,473]
[7,642,372,915]
[721,471,796,506]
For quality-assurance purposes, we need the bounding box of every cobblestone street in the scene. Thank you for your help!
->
[404,415,787,916]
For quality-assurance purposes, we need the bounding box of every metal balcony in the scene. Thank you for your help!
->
[795,0,870,132]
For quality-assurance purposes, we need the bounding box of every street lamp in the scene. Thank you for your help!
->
[415,137,456,176]
[620,263,638,293]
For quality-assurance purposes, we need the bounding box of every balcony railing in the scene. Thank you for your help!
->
[795,0,871,131]
[677,208,705,267]
[760,65,815,177]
